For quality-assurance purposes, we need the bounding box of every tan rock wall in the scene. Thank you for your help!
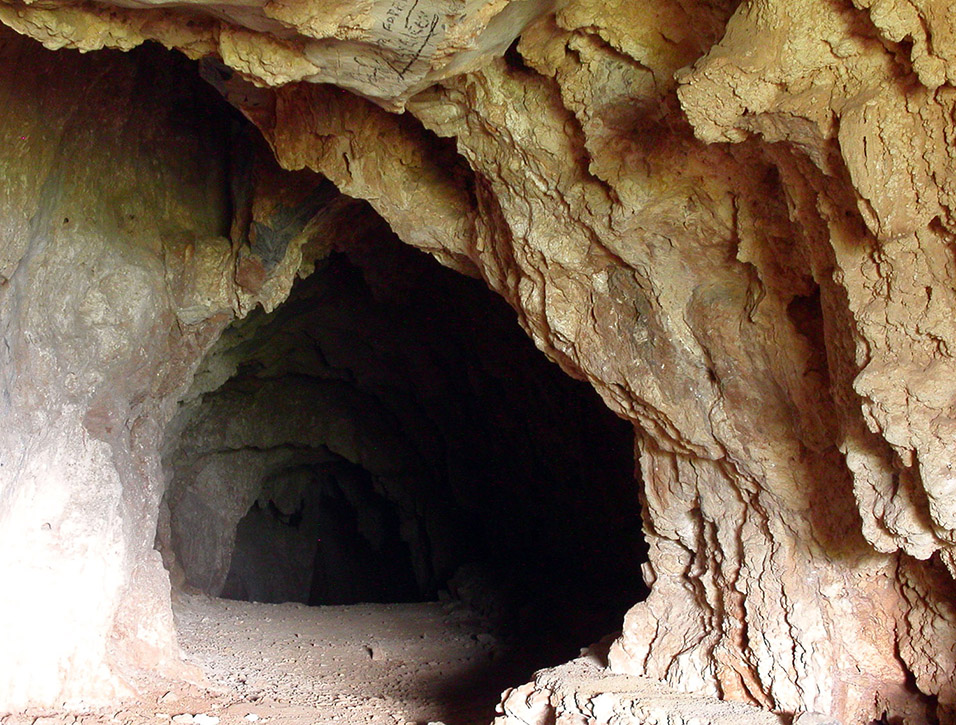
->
[2,0,956,721]
[234,2,956,718]
[0,36,232,707]
[0,0,553,109]
[0,35,293,709]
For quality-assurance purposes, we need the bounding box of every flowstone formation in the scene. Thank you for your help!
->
[2,0,956,722]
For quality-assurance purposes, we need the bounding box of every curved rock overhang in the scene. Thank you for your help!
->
[1,0,956,722]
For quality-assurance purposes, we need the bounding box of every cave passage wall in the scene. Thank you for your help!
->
[2,0,956,722]
[0,36,241,706]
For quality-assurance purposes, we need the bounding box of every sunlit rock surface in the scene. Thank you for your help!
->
[0,38,236,708]
[2,0,956,722]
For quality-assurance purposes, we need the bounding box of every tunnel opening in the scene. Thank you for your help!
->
[222,456,423,607]
[0,28,656,718]
[159,199,648,680]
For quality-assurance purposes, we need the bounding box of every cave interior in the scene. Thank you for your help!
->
[158,174,648,663]
[5,0,956,720]
[54,32,656,664]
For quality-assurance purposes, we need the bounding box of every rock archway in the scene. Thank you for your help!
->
[159,208,646,656]
[2,0,956,722]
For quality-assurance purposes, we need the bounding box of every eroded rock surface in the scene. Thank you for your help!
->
[493,651,786,725]
[0,37,236,708]
[2,0,956,723]
[0,0,553,110]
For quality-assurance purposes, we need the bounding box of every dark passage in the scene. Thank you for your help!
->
[224,459,421,606]
[160,185,646,672]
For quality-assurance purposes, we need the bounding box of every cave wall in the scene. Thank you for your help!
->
[0,34,326,708]
[224,13,956,722]
[1,0,956,722]
[0,37,237,706]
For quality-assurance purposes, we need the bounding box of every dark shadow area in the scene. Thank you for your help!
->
[221,458,422,606]
[163,222,647,640]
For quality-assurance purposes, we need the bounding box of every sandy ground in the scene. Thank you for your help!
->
[1,595,533,725]
[0,596,785,725]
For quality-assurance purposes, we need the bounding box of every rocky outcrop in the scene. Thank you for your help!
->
[493,651,786,725]
[241,13,950,721]
[2,0,956,722]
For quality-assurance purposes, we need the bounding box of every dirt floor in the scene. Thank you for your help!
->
[0,595,540,725]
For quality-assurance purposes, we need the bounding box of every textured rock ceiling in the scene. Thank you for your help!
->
[0,0,554,108]
[3,0,956,723]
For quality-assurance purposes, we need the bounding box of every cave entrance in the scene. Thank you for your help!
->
[156,102,646,718]
[160,217,646,645]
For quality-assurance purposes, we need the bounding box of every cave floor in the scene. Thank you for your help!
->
[170,594,515,725]
[0,595,526,725]
[0,595,791,725]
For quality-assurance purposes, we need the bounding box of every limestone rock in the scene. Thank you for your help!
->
[2,0,956,723]
[0,36,235,709]
[0,0,554,109]
[493,655,785,725]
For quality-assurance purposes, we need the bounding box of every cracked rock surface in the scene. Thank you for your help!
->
[3,0,956,722]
